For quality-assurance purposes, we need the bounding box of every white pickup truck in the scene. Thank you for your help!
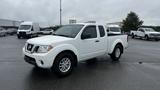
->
[23,23,128,76]
[130,28,160,41]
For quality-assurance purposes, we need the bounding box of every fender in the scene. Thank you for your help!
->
[108,39,123,54]
[50,44,79,60]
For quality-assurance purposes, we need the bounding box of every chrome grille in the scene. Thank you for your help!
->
[150,34,160,36]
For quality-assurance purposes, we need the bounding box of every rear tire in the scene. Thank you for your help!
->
[110,44,123,61]
[145,35,149,40]
[131,33,135,38]
[155,39,159,41]
[52,52,74,77]
[17,35,21,39]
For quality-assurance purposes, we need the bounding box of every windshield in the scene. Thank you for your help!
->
[19,25,31,30]
[145,28,155,32]
[109,27,121,32]
[54,25,84,38]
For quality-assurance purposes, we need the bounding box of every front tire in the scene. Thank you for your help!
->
[145,35,149,40]
[17,35,21,39]
[52,52,74,77]
[110,44,123,61]
[155,39,159,41]
[131,33,135,38]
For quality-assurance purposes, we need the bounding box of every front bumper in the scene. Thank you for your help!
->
[23,47,56,69]
[149,36,160,39]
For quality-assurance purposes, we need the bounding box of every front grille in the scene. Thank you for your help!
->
[24,55,36,65]
[27,43,34,52]
[150,34,160,36]
[19,32,26,35]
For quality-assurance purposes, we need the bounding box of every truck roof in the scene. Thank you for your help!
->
[106,25,120,28]
[20,22,33,25]
[71,23,104,26]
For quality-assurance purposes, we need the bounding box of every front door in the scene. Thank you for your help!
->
[78,25,100,60]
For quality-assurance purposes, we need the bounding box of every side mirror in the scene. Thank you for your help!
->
[81,33,91,40]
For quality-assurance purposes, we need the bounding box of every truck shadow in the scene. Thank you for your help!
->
[24,56,123,89]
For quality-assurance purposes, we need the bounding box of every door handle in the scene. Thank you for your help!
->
[95,40,100,42]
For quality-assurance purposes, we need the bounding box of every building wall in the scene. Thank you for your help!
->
[0,19,21,27]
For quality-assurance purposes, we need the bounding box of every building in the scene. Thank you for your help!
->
[0,19,21,27]
[69,19,77,24]
[85,21,96,23]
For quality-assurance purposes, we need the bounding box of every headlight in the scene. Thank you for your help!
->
[36,45,53,53]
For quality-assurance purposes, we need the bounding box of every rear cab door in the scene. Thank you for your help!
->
[97,25,108,55]
[78,25,106,60]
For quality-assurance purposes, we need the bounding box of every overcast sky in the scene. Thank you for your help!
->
[0,0,160,26]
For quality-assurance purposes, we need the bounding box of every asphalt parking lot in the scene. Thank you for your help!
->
[0,36,160,90]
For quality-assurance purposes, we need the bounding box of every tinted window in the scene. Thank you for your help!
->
[98,26,105,37]
[145,28,155,32]
[110,27,121,32]
[19,25,31,30]
[81,26,97,39]
[54,25,84,38]
[139,29,143,32]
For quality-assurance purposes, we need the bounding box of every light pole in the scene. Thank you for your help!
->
[60,0,62,26]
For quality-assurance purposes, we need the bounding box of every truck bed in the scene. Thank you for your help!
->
[107,35,128,54]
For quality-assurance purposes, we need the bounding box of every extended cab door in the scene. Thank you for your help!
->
[97,25,107,54]
[78,25,100,60]
[137,29,145,37]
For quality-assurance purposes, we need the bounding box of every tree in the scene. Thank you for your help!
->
[122,11,143,32]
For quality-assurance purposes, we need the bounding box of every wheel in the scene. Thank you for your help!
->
[155,39,159,41]
[131,34,134,38]
[17,35,21,39]
[27,35,31,39]
[145,35,149,40]
[110,44,123,61]
[52,52,74,77]
[36,34,39,37]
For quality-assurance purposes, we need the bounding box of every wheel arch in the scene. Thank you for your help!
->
[55,50,78,67]
[52,44,79,67]
[109,40,124,54]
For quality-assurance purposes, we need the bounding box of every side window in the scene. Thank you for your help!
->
[98,26,105,37]
[81,26,97,39]
[139,29,144,32]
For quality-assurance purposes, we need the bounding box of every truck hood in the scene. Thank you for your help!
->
[27,35,73,45]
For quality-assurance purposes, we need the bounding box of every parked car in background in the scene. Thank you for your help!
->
[106,25,122,35]
[6,28,17,35]
[23,23,128,76]
[0,28,7,37]
[17,22,40,39]
[39,29,54,35]
[130,28,160,41]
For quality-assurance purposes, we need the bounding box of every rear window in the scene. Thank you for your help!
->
[110,27,121,32]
